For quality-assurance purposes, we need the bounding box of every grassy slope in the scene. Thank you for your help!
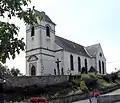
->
[49,73,119,99]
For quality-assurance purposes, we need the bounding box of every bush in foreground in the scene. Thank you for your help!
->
[80,81,89,93]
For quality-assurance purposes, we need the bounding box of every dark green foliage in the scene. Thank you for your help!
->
[0,64,12,79]
[103,75,111,83]
[111,73,118,82]
[10,67,22,76]
[81,74,97,90]
[89,73,97,79]
[0,63,22,80]
[85,78,97,90]
[0,22,25,63]
[80,81,89,93]
[0,0,41,63]
[71,75,81,80]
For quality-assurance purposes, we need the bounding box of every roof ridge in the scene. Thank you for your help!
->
[86,43,100,48]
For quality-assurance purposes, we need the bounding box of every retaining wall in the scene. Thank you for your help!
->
[5,75,69,88]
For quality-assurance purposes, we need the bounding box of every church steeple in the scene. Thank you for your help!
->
[26,10,56,76]
[34,9,56,25]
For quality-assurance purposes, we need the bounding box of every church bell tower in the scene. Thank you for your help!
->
[26,10,56,76]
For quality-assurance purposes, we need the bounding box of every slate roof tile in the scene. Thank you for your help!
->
[55,36,91,57]
[86,43,100,57]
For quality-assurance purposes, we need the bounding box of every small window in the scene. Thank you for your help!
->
[46,26,50,37]
[100,53,102,57]
[31,26,35,36]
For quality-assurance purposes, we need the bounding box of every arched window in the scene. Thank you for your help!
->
[31,65,36,76]
[85,59,88,73]
[100,53,102,57]
[102,61,104,74]
[78,57,81,72]
[99,60,101,74]
[70,55,74,70]
[31,26,35,36]
[61,68,64,75]
[54,69,56,75]
[46,26,50,37]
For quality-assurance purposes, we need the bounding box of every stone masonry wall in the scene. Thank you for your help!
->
[5,75,69,88]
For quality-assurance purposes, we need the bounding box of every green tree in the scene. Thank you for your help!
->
[0,64,12,79]
[10,67,22,76]
[0,64,22,79]
[0,0,41,63]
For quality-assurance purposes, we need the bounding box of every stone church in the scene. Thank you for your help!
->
[26,10,106,76]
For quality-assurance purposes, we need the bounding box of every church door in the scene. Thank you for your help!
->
[31,65,36,76]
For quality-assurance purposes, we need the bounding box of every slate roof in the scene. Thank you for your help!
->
[34,9,55,25]
[86,43,100,57]
[55,36,91,57]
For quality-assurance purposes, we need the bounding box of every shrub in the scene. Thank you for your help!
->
[103,75,111,83]
[111,73,118,82]
[81,74,90,80]
[80,81,89,93]
[81,74,98,90]
[89,73,97,79]
[85,78,97,90]
[97,74,103,79]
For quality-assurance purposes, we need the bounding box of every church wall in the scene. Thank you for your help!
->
[63,51,92,75]
[26,57,29,76]
[41,54,56,75]
[104,62,106,74]
[91,58,96,69]
[39,21,55,51]
[26,49,40,56]
[26,27,41,51]
[96,47,106,74]
[26,21,55,52]
[38,21,56,75]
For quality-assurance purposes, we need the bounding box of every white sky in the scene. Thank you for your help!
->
[5,0,120,74]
